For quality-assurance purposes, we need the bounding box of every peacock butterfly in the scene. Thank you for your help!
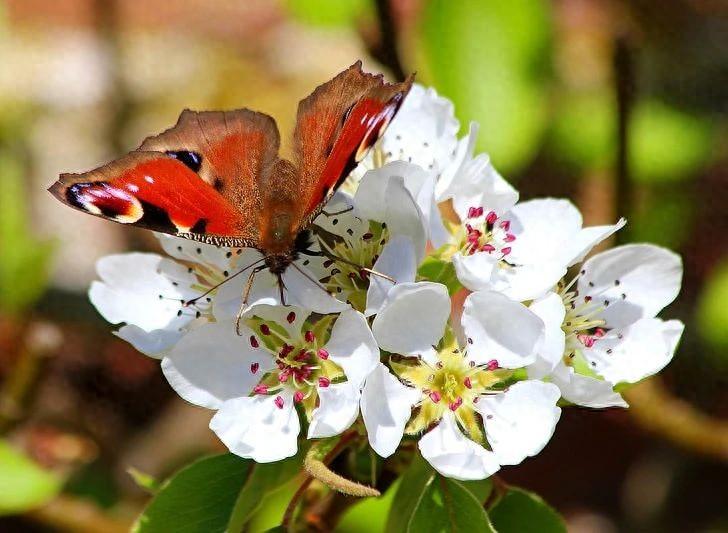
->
[49,62,413,290]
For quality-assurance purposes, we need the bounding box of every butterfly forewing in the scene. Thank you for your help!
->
[291,61,414,229]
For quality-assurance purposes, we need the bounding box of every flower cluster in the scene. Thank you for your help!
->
[90,84,683,480]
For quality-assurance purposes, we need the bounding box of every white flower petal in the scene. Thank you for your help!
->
[211,249,275,320]
[551,362,627,408]
[476,381,561,466]
[583,318,684,384]
[361,364,419,458]
[313,191,355,235]
[492,261,567,302]
[527,292,566,379]
[562,218,626,266]
[89,253,192,332]
[507,198,583,265]
[283,264,350,314]
[366,236,417,316]
[418,413,500,481]
[435,122,478,201]
[326,309,380,389]
[461,291,543,368]
[115,325,185,359]
[452,251,499,292]
[210,394,300,463]
[307,383,360,439]
[451,154,519,220]
[157,233,236,271]
[578,244,683,329]
[372,282,450,355]
[162,321,272,409]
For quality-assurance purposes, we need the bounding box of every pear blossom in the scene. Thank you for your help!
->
[361,282,561,480]
[528,244,684,407]
[447,197,626,302]
[163,305,379,462]
[310,165,430,316]
[89,234,245,357]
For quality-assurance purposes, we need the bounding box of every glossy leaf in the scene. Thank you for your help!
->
[489,488,566,533]
[0,440,60,515]
[387,454,494,533]
[135,453,301,533]
[336,479,400,533]
[418,256,462,295]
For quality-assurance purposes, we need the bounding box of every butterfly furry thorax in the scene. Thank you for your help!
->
[49,61,414,278]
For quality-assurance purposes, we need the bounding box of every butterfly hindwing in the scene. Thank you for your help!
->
[292,61,414,227]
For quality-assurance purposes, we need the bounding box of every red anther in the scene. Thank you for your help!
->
[584,296,592,302]
[278,370,291,382]
[468,206,478,218]
[359,268,369,280]
[293,391,304,403]
[249,335,259,348]
[449,397,463,411]
[486,211,497,224]
[305,330,315,343]
[318,377,331,388]
[294,349,308,362]
[578,334,595,348]
[260,324,271,335]
[250,362,259,374]
[279,344,294,357]
[486,359,499,371]
[499,220,511,231]
[594,328,606,338]
[318,348,329,360]
[481,244,496,253]
[287,311,296,323]
[464,377,472,389]
[429,391,442,403]
[274,396,284,409]
[504,233,516,242]
[253,384,268,394]
[501,247,512,256]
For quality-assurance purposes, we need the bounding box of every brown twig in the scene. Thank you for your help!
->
[370,0,406,81]
[28,494,134,533]
[282,431,364,530]
[613,33,636,245]
[624,377,728,462]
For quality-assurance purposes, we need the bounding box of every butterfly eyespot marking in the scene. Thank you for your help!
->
[165,150,202,173]
[66,182,143,224]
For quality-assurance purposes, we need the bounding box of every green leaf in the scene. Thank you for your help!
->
[0,439,60,515]
[418,256,462,295]
[408,477,495,533]
[336,479,400,533]
[135,453,301,533]
[630,100,713,183]
[419,0,552,174]
[387,454,494,533]
[128,467,161,494]
[284,0,370,27]
[0,151,55,315]
[697,261,728,356]
[489,488,566,533]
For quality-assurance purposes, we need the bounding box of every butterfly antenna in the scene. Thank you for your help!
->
[321,205,354,217]
[184,257,265,307]
[235,264,266,336]
[290,261,336,297]
[328,254,396,284]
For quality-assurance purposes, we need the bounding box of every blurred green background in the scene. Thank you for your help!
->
[0,0,726,531]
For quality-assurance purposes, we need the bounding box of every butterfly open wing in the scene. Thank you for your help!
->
[49,109,280,248]
[292,61,414,228]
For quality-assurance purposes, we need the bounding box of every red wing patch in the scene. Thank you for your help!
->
[49,152,252,243]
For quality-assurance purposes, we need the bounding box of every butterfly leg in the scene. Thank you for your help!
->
[300,249,396,284]
[321,205,354,217]
[235,264,267,336]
